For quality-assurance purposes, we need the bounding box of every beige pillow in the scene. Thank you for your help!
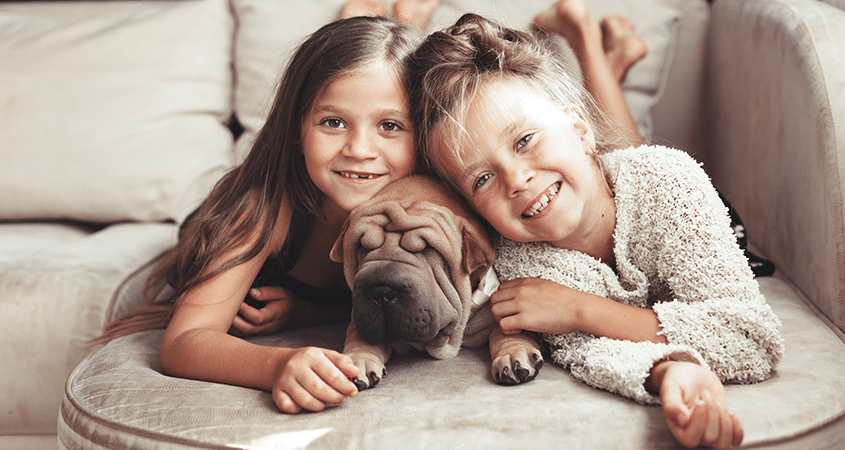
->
[0,0,235,223]
[232,0,685,162]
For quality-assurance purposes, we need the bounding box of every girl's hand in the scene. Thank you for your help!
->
[651,361,744,449]
[231,287,297,336]
[272,347,360,413]
[490,277,582,335]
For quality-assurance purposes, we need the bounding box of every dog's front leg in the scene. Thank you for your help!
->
[343,321,392,391]
[489,327,544,385]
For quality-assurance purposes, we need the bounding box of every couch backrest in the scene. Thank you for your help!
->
[705,0,845,333]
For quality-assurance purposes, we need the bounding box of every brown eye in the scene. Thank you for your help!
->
[378,121,402,132]
[322,118,344,129]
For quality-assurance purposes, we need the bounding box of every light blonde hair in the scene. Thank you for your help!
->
[406,13,626,190]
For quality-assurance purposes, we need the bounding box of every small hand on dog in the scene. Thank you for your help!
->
[271,346,360,413]
[490,277,585,335]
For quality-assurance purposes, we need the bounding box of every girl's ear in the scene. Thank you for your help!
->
[565,105,597,155]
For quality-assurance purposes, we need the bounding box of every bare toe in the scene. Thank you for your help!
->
[534,0,599,50]
[341,0,388,19]
[393,0,439,31]
[600,15,647,82]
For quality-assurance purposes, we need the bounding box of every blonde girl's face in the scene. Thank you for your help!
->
[437,78,607,248]
[302,65,416,215]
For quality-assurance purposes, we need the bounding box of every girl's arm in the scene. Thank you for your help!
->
[160,200,359,413]
[492,277,666,343]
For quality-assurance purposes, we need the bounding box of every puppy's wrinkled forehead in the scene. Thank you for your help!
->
[354,200,463,257]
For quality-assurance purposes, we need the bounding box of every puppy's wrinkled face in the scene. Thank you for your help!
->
[331,175,495,359]
[352,235,460,350]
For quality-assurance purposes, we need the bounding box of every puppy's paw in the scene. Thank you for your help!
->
[348,354,387,391]
[491,348,543,385]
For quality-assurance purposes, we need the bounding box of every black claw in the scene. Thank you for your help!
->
[495,365,518,386]
[367,371,382,387]
[533,355,544,371]
[352,378,368,392]
[514,361,530,382]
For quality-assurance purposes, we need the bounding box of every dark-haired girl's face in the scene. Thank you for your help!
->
[302,65,416,215]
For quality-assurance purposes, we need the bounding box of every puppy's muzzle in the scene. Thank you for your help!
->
[352,249,459,348]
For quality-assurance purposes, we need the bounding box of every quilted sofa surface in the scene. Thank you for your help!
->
[1,0,844,448]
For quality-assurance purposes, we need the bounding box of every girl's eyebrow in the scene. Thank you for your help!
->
[309,105,409,121]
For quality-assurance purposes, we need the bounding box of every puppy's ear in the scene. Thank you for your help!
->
[329,219,350,263]
[462,224,496,288]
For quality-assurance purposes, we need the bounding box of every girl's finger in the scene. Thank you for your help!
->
[497,316,524,335]
[490,299,518,319]
[326,352,361,380]
[296,371,351,409]
[238,302,266,324]
[272,389,303,414]
[313,353,359,398]
[731,412,744,447]
[230,315,255,335]
[250,286,288,301]
[701,392,722,446]
[713,407,734,450]
[673,401,707,449]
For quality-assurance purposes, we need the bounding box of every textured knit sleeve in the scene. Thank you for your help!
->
[494,238,706,405]
[612,146,784,384]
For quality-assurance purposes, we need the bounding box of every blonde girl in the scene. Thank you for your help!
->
[408,12,783,450]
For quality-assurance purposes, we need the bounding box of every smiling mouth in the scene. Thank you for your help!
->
[522,182,561,218]
[337,171,384,180]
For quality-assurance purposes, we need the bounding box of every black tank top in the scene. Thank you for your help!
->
[181,206,352,308]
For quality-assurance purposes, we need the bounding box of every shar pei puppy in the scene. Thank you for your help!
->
[330,175,544,389]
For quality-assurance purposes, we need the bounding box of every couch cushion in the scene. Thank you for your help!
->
[232,0,697,162]
[59,277,845,449]
[705,0,845,334]
[0,222,178,435]
[0,0,235,223]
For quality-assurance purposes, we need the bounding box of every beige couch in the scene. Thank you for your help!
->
[1,0,843,448]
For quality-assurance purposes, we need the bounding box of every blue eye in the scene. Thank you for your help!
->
[516,133,533,151]
[473,173,492,191]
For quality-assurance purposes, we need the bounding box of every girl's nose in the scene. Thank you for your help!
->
[343,129,378,159]
[506,163,534,198]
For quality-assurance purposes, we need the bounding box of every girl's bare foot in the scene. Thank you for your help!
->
[341,0,388,19]
[392,0,440,32]
[534,0,595,48]
[601,15,647,83]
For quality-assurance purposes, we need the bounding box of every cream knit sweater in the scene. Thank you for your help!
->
[493,145,784,404]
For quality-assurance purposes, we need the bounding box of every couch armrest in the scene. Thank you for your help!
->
[704,0,845,332]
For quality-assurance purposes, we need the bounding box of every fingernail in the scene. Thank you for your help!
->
[250,288,260,297]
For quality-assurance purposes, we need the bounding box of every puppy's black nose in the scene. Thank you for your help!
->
[371,285,398,305]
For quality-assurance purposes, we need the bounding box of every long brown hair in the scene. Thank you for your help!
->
[406,13,626,188]
[95,16,420,345]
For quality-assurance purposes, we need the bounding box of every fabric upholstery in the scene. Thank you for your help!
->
[0,0,235,223]
[705,0,845,333]
[232,0,689,161]
[1,0,703,441]
[0,222,177,434]
[59,277,845,449]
